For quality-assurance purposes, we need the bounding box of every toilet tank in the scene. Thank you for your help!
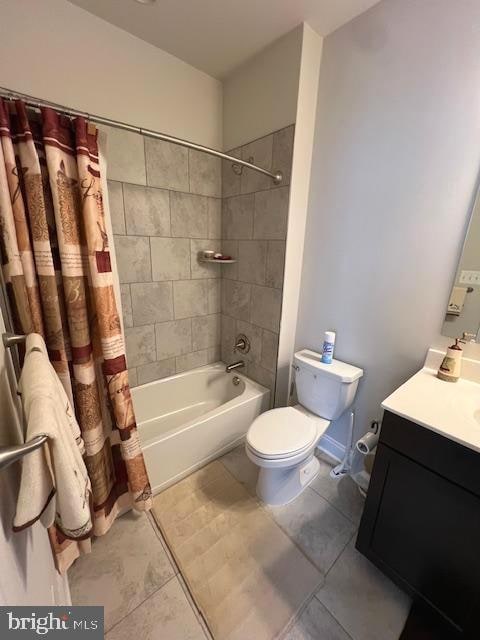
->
[294,349,363,421]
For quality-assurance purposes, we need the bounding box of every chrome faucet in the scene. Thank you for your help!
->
[226,360,245,373]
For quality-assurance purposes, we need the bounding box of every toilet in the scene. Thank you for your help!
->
[246,349,363,505]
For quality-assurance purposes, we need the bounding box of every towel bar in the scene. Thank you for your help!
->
[0,435,48,471]
[0,332,47,470]
[2,332,26,348]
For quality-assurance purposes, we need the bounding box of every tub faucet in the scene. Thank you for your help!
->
[226,360,245,373]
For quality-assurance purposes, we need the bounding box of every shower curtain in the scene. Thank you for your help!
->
[0,99,152,573]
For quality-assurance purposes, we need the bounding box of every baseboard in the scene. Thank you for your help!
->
[316,433,346,463]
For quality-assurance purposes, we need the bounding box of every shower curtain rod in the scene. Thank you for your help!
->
[0,87,283,185]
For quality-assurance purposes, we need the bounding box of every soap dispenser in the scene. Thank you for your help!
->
[437,338,464,382]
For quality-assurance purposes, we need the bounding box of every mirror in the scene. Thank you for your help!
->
[442,188,480,341]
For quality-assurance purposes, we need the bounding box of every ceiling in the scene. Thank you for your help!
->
[68,0,381,79]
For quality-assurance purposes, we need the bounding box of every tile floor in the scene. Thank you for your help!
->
[69,447,410,639]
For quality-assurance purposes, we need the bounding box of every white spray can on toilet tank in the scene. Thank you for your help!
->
[321,331,336,364]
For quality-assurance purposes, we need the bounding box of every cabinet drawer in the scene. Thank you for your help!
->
[380,411,480,496]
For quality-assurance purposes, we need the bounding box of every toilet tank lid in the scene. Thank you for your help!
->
[294,349,363,383]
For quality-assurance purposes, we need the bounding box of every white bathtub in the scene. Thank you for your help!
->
[132,363,270,493]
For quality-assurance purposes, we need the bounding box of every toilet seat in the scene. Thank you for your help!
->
[246,406,320,460]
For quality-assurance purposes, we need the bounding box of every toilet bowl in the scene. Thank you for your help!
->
[246,405,330,505]
[246,349,363,506]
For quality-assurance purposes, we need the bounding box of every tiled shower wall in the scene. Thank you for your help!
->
[220,125,294,400]
[106,123,293,397]
[104,126,222,386]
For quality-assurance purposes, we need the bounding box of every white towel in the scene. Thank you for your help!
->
[447,286,467,315]
[13,334,93,541]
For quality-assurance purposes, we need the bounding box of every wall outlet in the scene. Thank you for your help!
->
[459,270,480,285]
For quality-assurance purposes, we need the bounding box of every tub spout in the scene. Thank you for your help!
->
[226,360,245,373]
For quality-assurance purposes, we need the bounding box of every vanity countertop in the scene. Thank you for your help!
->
[382,358,480,454]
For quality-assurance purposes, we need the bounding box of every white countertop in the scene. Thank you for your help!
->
[382,352,480,454]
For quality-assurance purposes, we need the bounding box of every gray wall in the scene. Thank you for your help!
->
[220,126,294,400]
[295,0,480,446]
[105,125,222,386]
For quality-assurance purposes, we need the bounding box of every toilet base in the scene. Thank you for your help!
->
[256,454,320,506]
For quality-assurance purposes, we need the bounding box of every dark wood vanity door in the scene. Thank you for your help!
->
[357,440,480,636]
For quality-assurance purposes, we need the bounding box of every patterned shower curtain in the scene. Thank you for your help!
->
[0,99,152,573]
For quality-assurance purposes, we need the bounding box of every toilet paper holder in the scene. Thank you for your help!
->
[356,421,380,455]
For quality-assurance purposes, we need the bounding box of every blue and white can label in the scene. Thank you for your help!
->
[321,341,334,364]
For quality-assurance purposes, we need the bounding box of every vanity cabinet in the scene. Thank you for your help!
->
[356,410,480,637]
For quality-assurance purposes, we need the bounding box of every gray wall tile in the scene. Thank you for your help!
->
[246,361,275,402]
[102,125,146,185]
[190,239,221,279]
[170,191,208,238]
[113,124,293,388]
[189,149,221,197]
[272,125,294,187]
[145,138,189,191]
[125,325,156,368]
[223,194,254,239]
[219,128,293,395]
[155,318,192,360]
[207,345,221,363]
[236,319,262,364]
[192,314,221,350]
[222,279,251,321]
[137,358,176,385]
[241,135,273,194]
[265,240,286,289]
[120,284,133,328]
[220,240,238,280]
[123,184,170,236]
[151,237,190,281]
[250,285,282,332]
[254,186,289,240]
[128,368,138,388]
[207,198,222,240]
[107,181,125,235]
[208,279,221,314]
[221,314,236,362]
[114,236,151,283]
[261,329,279,372]
[176,349,208,373]
[222,148,242,198]
[131,282,174,325]
[173,280,208,319]
[238,240,267,285]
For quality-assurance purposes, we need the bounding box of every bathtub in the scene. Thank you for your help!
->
[132,363,270,493]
